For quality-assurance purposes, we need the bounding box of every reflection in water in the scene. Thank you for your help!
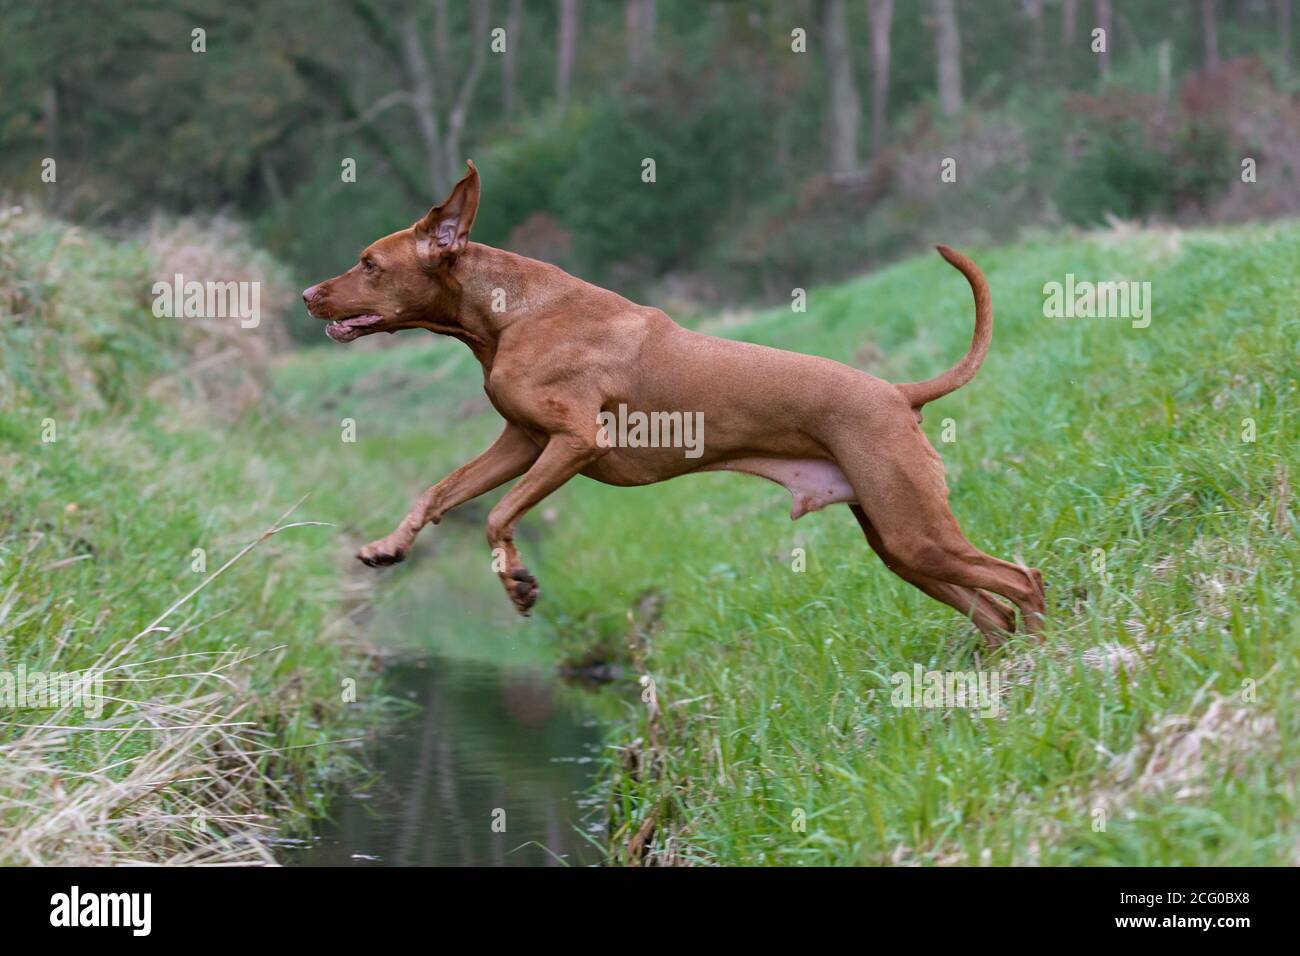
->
[282,523,606,867]
[289,656,603,867]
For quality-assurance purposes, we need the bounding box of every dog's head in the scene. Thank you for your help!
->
[303,161,480,343]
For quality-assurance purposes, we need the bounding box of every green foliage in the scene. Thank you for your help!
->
[559,69,776,282]
[1059,118,1234,225]
[1,0,1292,302]
[0,211,401,862]
[1063,121,1176,224]
[471,108,592,249]
[0,213,182,410]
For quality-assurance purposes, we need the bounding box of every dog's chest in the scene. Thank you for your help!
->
[480,377,548,445]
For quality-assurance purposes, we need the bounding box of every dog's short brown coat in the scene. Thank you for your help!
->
[304,162,1045,642]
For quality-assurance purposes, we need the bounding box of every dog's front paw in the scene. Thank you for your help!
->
[357,537,407,567]
[501,566,539,615]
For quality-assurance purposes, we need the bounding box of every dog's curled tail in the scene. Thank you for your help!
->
[896,245,992,409]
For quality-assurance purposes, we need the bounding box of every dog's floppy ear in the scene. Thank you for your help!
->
[415,160,480,258]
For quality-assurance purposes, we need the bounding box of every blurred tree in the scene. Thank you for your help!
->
[301,0,491,199]
[0,0,1286,306]
[824,0,861,177]
[1202,0,1221,69]
[626,0,657,67]
[503,0,523,118]
[868,0,895,157]
[931,0,963,116]
[1026,0,1044,72]
[39,83,59,212]
[1281,0,1294,68]
[1063,0,1078,45]
[557,0,580,110]
[1096,0,1112,78]
[407,1,489,196]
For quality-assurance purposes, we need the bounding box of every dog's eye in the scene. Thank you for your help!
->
[361,257,378,275]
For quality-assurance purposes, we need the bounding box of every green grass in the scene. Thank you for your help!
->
[266,221,1300,866]
[6,206,1296,866]
[532,222,1300,865]
[0,210,495,863]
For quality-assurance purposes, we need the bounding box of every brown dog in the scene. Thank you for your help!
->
[303,161,1045,642]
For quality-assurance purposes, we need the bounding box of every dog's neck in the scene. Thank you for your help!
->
[418,242,564,369]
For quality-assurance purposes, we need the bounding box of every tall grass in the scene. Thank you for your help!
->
[12,203,1292,866]
[0,207,395,864]
[534,222,1300,865]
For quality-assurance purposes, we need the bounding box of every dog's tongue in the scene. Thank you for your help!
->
[324,322,354,342]
[324,314,383,342]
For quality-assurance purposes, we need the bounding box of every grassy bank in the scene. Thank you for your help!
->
[0,209,491,863]
[267,221,1300,866]
[11,205,1293,867]
[532,222,1300,865]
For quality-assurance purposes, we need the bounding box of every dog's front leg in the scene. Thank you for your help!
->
[485,433,603,615]
[358,424,540,567]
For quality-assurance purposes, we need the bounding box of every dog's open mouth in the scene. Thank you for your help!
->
[325,313,384,343]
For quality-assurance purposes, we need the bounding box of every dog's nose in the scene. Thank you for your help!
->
[302,284,321,305]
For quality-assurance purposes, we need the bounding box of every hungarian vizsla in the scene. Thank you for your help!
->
[303,162,1046,643]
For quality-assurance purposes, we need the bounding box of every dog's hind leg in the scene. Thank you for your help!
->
[849,505,1015,642]
[828,413,1045,638]
[701,455,1019,640]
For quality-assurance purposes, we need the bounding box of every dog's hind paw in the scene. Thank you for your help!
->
[502,566,539,615]
[357,538,407,567]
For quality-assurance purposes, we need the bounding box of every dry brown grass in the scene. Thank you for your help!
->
[0,503,335,866]
[1,209,375,866]
[1,206,292,419]
[142,214,295,421]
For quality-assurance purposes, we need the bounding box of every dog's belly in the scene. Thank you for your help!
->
[699,457,857,519]
[580,446,706,486]
[582,451,857,519]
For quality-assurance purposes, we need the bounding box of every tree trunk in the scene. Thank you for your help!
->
[557,0,579,109]
[932,0,962,117]
[444,1,490,180]
[1096,0,1111,78]
[1026,0,1044,71]
[260,153,286,208]
[395,1,491,197]
[42,83,59,211]
[1281,0,1294,68]
[824,0,861,177]
[625,0,641,66]
[1062,0,1077,45]
[434,0,450,84]
[1157,39,1173,103]
[1202,0,1220,70]
[868,0,894,157]
[303,1,441,204]
[400,12,448,197]
[503,0,522,117]
[626,0,656,67]
[641,0,657,60]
